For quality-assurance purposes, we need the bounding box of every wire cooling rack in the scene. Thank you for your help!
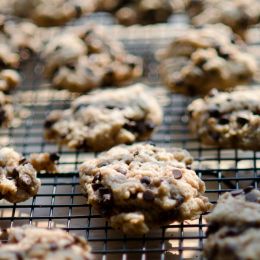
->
[0,14,260,260]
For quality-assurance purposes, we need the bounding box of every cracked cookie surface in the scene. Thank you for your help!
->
[79,143,211,234]
[157,24,256,96]
[44,84,162,151]
[97,0,173,26]
[42,25,142,92]
[0,148,41,203]
[204,188,260,260]
[0,225,92,259]
[0,0,97,27]
[188,88,260,150]
[188,0,260,39]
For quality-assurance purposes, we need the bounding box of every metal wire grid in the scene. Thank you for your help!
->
[0,18,260,259]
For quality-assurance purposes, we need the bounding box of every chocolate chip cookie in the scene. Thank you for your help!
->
[157,24,256,96]
[189,0,260,39]
[0,225,92,259]
[42,25,142,92]
[98,0,174,26]
[79,143,212,234]
[204,187,260,260]
[29,153,60,173]
[0,41,21,92]
[0,92,14,127]
[44,84,162,151]
[3,0,97,27]
[0,148,41,203]
[188,88,260,150]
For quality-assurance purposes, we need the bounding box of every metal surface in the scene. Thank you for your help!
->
[0,15,260,260]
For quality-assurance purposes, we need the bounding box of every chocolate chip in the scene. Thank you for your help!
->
[66,64,76,70]
[236,116,248,126]
[12,168,19,178]
[0,108,6,126]
[208,107,220,118]
[49,153,60,161]
[44,119,55,128]
[243,186,254,193]
[143,190,155,201]
[230,189,243,196]
[128,62,137,68]
[92,174,101,183]
[206,222,220,236]
[176,194,184,204]
[92,183,103,191]
[99,187,111,195]
[54,45,61,51]
[172,169,182,179]
[130,192,137,199]
[175,80,185,87]
[49,242,58,251]
[74,5,82,17]
[15,252,23,260]
[140,176,151,185]
[245,191,258,203]
[19,158,28,165]
[124,120,156,135]
[219,116,229,125]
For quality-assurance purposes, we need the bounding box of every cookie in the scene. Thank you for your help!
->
[4,0,97,27]
[79,143,211,234]
[97,0,173,25]
[2,20,46,60]
[29,152,59,173]
[188,88,260,150]
[204,187,260,260]
[44,84,162,151]
[0,92,14,127]
[157,24,256,96]
[0,148,41,203]
[189,0,260,39]
[42,25,142,92]
[0,225,92,259]
[0,33,21,92]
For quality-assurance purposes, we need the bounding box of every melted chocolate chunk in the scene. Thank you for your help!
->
[92,174,101,183]
[143,190,155,201]
[19,158,28,165]
[44,119,56,128]
[208,107,220,118]
[49,242,58,251]
[92,183,103,191]
[236,116,249,126]
[0,108,6,126]
[74,5,82,17]
[49,153,60,161]
[124,120,156,135]
[172,169,182,179]
[99,187,111,196]
[140,176,151,185]
[65,63,76,70]
[219,116,229,125]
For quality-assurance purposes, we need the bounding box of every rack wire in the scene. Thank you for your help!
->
[0,14,260,260]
